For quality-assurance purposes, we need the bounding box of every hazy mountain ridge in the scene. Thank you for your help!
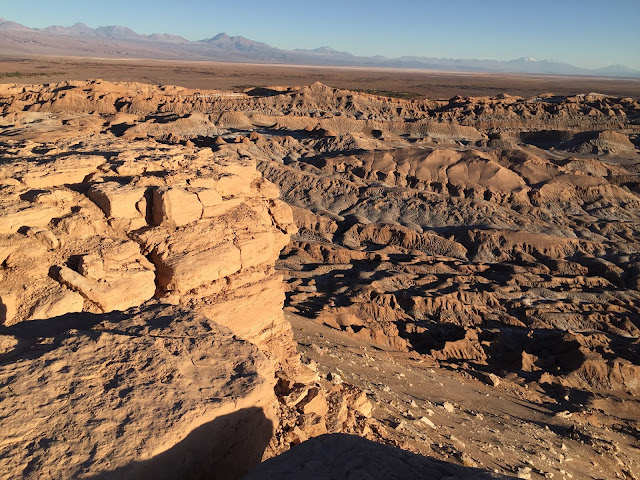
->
[0,17,638,77]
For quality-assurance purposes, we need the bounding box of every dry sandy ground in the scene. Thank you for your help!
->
[290,313,640,480]
[1,55,640,99]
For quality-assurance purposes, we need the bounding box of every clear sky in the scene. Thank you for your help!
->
[2,0,639,69]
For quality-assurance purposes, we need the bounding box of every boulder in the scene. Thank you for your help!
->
[57,240,156,312]
[151,236,242,293]
[296,387,329,417]
[27,286,84,320]
[152,186,203,227]
[58,266,155,313]
[0,203,66,235]
[87,182,146,219]
[26,227,60,250]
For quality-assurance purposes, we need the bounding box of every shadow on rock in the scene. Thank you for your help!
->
[244,433,515,480]
[90,407,273,480]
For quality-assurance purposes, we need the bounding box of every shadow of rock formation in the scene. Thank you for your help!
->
[245,433,515,479]
[91,407,273,480]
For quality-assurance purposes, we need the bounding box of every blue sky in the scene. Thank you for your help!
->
[2,0,639,69]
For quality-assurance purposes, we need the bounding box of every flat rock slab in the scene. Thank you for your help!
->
[0,303,276,480]
[245,433,514,480]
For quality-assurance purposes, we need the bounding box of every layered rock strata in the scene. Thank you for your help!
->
[0,140,299,376]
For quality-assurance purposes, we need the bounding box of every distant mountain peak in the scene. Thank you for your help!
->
[202,32,271,51]
[42,22,95,35]
[313,46,340,54]
[207,32,253,42]
[510,57,541,63]
[95,25,141,37]
[0,17,637,78]
[294,45,352,57]
[0,17,33,31]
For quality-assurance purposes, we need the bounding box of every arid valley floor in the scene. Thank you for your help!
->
[0,61,639,479]
[2,56,640,99]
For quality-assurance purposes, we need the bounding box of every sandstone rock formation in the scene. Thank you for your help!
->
[0,304,276,480]
[0,128,300,376]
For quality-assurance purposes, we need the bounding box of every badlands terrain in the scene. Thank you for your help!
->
[0,77,639,479]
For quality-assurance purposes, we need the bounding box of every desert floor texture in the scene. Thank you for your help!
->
[0,61,639,479]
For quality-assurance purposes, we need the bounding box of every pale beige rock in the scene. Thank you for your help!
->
[0,304,277,480]
[33,189,75,204]
[55,211,108,239]
[0,237,18,264]
[194,187,223,207]
[153,239,241,293]
[3,241,47,270]
[216,174,252,197]
[420,416,437,429]
[87,182,146,219]
[477,372,501,387]
[58,266,156,312]
[215,160,259,197]
[0,203,65,235]
[202,197,244,218]
[297,387,329,417]
[26,227,60,250]
[20,155,105,188]
[255,179,282,200]
[296,413,328,438]
[257,179,280,200]
[351,391,373,418]
[197,274,299,373]
[238,232,277,270]
[57,241,156,312]
[0,334,18,355]
[0,292,17,325]
[443,402,455,413]
[269,199,298,234]
[284,384,311,406]
[187,176,219,190]
[152,186,203,226]
[27,286,84,320]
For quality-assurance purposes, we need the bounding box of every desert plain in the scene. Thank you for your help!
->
[0,57,639,479]
[2,55,640,99]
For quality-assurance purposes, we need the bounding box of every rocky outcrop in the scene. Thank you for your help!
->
[0,139,301,377]
[0,304,276,480]
[1,80,638,136]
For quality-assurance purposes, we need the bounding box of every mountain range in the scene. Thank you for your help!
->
[1,18,638,78]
